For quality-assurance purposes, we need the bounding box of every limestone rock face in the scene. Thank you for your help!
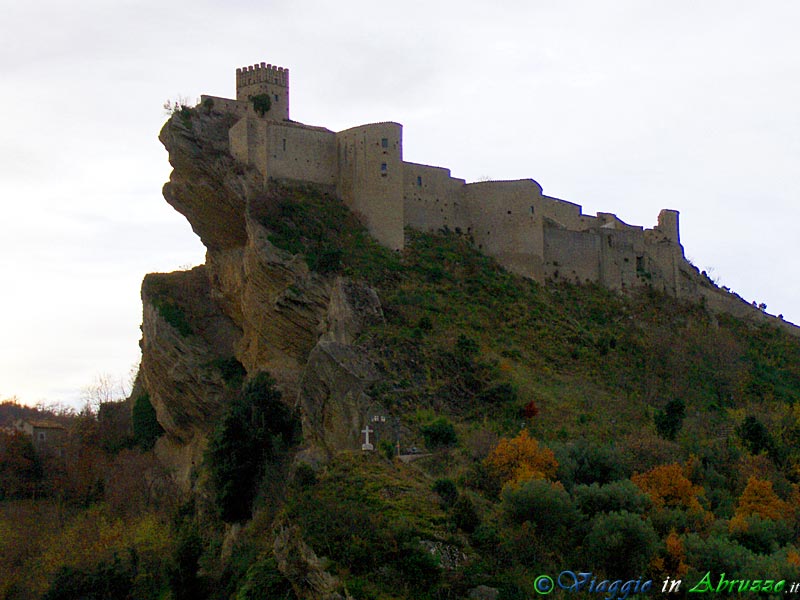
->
[140,109,386,487]
[159,110,258,251]
[140,267,240,444]
[273,522,351,600]
[299,341,380,454]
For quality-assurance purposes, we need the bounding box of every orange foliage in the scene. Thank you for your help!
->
[651,530,689,579]
[788,550,800,568]
[484,429,557,487]
[729,476,791,533]
[631,463,705,513]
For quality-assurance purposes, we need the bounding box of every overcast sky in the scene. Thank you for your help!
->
[2,1,799,407]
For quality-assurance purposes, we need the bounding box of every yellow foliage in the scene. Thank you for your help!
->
[732,477,790,524]
[631,463,705,513]
[484,429,557,487]
[651,530,689,580]
[788,549,800,567]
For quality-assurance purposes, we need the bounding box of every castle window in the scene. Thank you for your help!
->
[381,137,388,148]
[282,138,286,152]
[417,176,422,187]
[529,206,535,215]
[381,162,387,172]
[274,94,279,102]
[507,210,511,215]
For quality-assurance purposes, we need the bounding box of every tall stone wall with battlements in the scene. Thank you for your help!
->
[199,61,798,334]
[236,63,290,120]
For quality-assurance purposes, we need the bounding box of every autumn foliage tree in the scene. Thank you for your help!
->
[484,429,557,487]
[631,463,705,514]
[729,476,793,539]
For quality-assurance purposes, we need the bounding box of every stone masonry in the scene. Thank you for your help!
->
[198,61,796,331]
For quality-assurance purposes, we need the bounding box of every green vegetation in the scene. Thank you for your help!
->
[6,181,800,598]
[206,373,300,523]
[150,296,193,336]
[132,393,164,451]
[250,93,271,116]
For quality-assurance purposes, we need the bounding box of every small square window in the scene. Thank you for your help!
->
[274,94,279,102]
[381,138,388,148]
[381,162,388,172]
[417,176,422,187]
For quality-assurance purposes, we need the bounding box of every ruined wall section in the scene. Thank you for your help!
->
[539,195,585,230]
[402,162,465,232]
[235,63,289,121]
[336,123,405,250]
[457,180,544,280]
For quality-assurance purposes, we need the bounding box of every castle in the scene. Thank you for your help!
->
[198,62,745,308]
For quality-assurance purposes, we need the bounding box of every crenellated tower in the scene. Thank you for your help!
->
[236,62,289,120]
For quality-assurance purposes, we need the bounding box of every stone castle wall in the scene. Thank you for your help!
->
[210,62,797,334]
[336,123,405,250]
[235,63,289,120]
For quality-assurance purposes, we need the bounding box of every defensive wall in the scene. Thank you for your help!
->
[198,62,797,331]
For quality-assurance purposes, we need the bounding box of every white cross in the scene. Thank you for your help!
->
[361,425,374,450]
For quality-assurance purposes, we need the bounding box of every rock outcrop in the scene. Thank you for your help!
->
[140,108,386,488]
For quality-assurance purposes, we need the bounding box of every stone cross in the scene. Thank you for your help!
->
[361,425,374,451]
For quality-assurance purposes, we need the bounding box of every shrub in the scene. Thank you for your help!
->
[235,556,297,600]
[43,555,135,600]
[453,494,480,533]
[573,480,651,517]
[250,94,271,116]
[477,383,517,405]
[730,514,794,555]
[212,357,247,389]
[151,297,192,336]
[433,478,458,507]
[132,393,164,451]
[654,398,686,440]
[421,418,457,449]
[738,415,774,455]
[583,511,658,576]
[501,479,578,539]
[555,440,627,488]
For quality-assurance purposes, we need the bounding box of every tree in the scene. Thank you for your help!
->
[501,479,578,550]
[421,418,457,449]
[0,431,42,498]
[206,373,299,522]
[654,398,685,440]
[730,476,790,529]
[583,511,658,576]
[484,429,557,487]
[737,416,774,455]
[631,463,705,514]
[132,394,164,451]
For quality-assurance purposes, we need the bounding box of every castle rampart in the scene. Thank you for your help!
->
[197,61,799,333]
[234,62,290,120]
[336,123,404,250]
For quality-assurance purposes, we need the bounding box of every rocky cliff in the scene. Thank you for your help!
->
[140,108,384,487]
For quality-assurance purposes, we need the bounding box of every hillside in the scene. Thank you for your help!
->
[3,104,800,600]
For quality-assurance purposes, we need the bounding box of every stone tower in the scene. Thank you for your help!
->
[235,62,289,120]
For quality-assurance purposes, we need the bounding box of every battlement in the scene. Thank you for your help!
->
[236,63,289,89]
[235,61,290,119]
